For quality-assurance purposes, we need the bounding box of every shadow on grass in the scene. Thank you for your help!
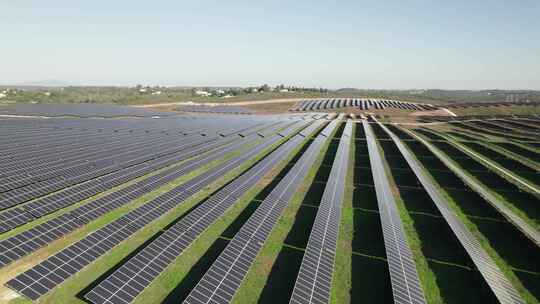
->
[398,187,439,214]
[355,125,366,139]
[514,271,540,300]
[352,209,385,257]
[353,166,373,185]
[472,219,540,299]
[352,184,377,210]
[410,213,501,303]
[333,121,345,139]
[284,205,318,248]
[409,214,471,265]
[162,238,229,303]
[314,165,332,182]
[258,247,305,303]
[429,261,498,304]
[221,200,261,238]
[351,254,393,303]
[445,189,504,219]
[390,169,421,188]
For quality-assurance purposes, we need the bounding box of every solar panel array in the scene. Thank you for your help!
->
[83,121,324,304]
[407,129,540,249]
[5,119,304,300]
[0,122,292,267]
[0,119,275,233]
[2,110,537,303]
[1,132,203,207]
[183,119,340,304]
[0,103,171,118]
[362,120,427,304]
[0,130,253,232]
[289,120,352,304]
[444,100,540,109]
[376,120,525,303]
[290,98,436,112]
[0,118,261,196]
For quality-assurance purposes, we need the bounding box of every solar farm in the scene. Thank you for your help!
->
[0,102,539,304]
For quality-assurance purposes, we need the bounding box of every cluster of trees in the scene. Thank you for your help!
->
[189,84,329,97]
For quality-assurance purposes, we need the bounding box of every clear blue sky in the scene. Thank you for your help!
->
[1,0,539,89]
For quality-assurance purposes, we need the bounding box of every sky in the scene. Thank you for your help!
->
[1,0,539,89]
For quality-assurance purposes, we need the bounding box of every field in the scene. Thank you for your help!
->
[0,103,539,304]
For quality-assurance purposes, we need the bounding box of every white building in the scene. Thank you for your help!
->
[195,90,211,97]
[0,93,6,99]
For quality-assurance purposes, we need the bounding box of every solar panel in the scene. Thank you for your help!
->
[362,120,426,304]
[183,120,340,304]
[0,125,294,268]
[376,120,525,304]
[289,120,352,304]
[83,121,318,304]
[282,99,431,112]
[5,122,304,300]
[412,132,539,243]
[0,121,285,232]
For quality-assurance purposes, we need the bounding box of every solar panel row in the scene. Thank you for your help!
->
[5,120,308,300]
[290,99,436,112]
[362,120,426,304]
[376,120,525,304]
[0,122,292,267]
[182,119,340,304]
[83,120,322,304]
[289,120,353,304]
